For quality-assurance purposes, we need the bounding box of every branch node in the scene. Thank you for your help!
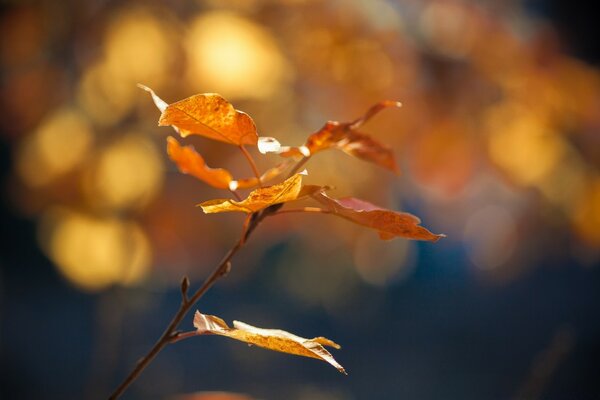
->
[180,276,190,303]
[220,261,232,278]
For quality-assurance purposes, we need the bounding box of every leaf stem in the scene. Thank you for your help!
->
[288,155,311,177]
[108,209,270,399]
[229,189,242,201]
[239,145,263,187]
[169,330,201,344]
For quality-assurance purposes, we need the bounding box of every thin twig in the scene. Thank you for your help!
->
[288,155,310,177]
[111,142,318,399]
[108,210,270,399]
[169,330,201,344]
[239,145,263,187]
[229,189,242,201]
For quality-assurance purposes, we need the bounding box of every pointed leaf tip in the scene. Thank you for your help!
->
[138,84,168,113]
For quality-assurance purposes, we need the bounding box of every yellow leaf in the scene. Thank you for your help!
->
[313,192,445,242]
[194,311,346,374]
[199,173,318,213]
[159,93,258,146]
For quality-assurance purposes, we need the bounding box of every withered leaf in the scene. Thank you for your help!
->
[159,93,258,146]
[199,173,322,213]
[280,101,401,173]
[167,136,233,189]
[194,311,346,374]
[313,192,445,242]
[167,137,286,190]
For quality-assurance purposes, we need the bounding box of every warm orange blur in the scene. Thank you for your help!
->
[2,0,599,295]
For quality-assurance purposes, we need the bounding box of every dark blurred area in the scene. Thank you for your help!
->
[1,0,599,399]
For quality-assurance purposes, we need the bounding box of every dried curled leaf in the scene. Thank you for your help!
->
[199,173,321,213]
[194,311,346,374]
[158,92,258,146]
[167,137,286,190]
[167,136,233,189]
[313,192,445,242]
[280,101,401,173]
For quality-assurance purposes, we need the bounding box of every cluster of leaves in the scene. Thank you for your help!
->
[140,85,444,374]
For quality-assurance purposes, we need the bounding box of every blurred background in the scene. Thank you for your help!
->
[1,0,599,399]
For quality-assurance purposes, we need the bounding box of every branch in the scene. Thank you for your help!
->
[108,210,270,399]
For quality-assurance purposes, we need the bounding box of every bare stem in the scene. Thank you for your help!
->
[169,330,201,344]
[288,155,311,177]
[108,210,269,399]
[229,189,242,201]
[239,145,263,187]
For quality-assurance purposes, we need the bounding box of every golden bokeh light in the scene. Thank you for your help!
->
[104,9,174,86]
[77,62,136,127]
[16,107,93,187]
[186,10,290,99]
[486,103,567,186]
[77,8,174,126]
[38,207,151,292]
[86,133,164,210]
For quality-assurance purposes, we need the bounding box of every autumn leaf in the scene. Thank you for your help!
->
[313,192,445,242]
[199,173,322,213]
[167,136,287,190]
[280,101,401,173]
[194,311,346,374]
[158,93,258,146]
[167,136,234,189]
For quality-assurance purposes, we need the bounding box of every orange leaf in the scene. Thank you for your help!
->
[199,173,321,213]
[313,192,445,242]
[159,93,258,146]
[167,137,287,190]
[167,136,233,189]
[338,130,398,173]
[194,311,346,374]
[280,101,401,172]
